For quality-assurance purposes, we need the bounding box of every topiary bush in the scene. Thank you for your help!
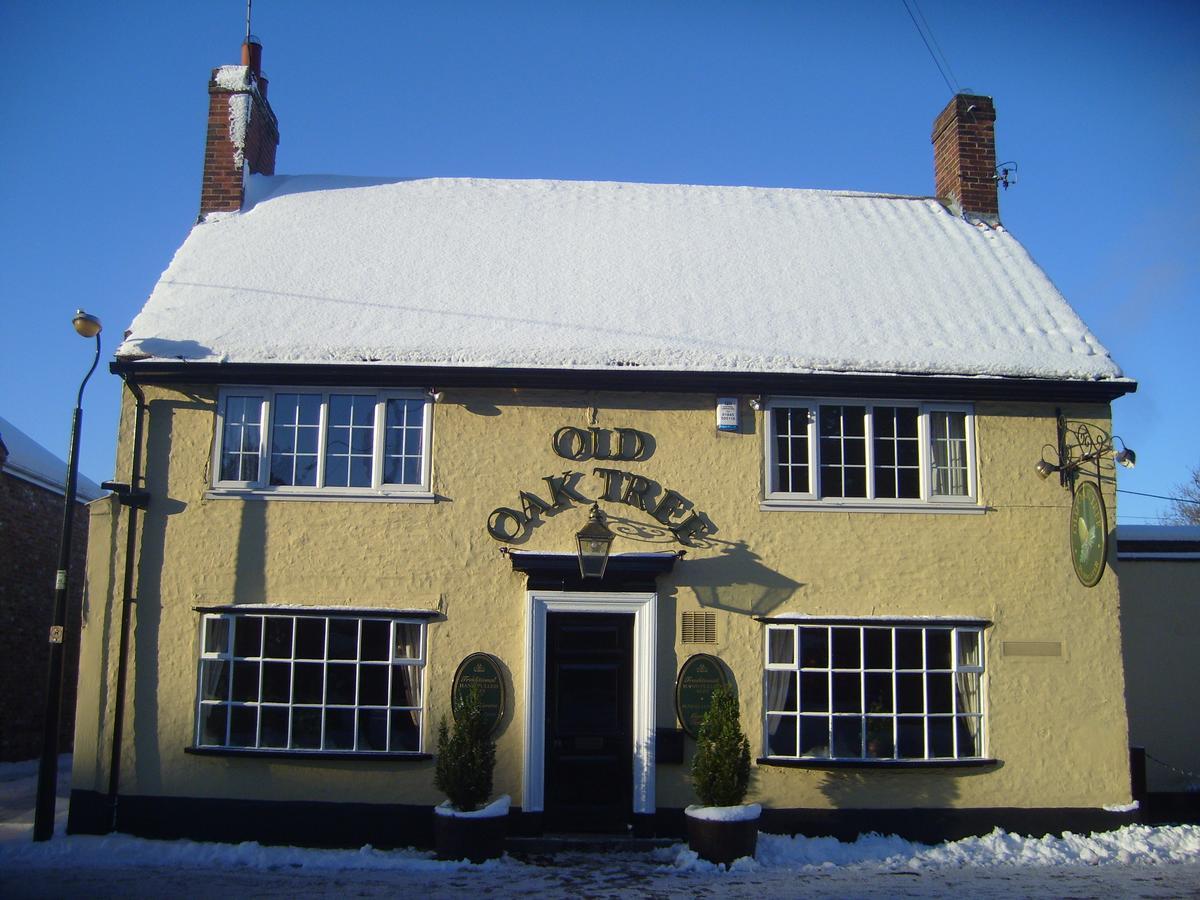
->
[690,683,751,808]
[434,688,496,811]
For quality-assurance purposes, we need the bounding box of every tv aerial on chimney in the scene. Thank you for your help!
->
[995,161,1019,191]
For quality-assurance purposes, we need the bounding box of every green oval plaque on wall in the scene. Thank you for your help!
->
[1070,480,1108,587]
[451,652,506,736]
[675,653,728,738]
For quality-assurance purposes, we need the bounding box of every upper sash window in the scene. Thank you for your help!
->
[213,388,431,496]
[764,399,975,506]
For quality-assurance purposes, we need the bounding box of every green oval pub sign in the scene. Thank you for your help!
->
[675,653,728,738]
[451,652,506,737]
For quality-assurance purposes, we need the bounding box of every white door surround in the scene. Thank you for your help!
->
[522,591,657,815]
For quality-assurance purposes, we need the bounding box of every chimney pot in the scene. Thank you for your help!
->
[242,36,263,78]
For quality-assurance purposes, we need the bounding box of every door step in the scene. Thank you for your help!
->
[505,833,678,858]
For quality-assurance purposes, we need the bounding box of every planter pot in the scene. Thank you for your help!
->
[685,803,761,867]
[433,795,510,863]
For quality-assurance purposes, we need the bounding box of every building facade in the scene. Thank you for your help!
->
[69,42,1138,845]
[0,416,102,761]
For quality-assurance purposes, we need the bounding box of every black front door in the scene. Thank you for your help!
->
[544,612,634,833]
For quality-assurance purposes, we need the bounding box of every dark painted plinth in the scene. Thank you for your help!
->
[686,812,759,866]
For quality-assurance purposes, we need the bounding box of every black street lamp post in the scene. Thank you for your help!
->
[33,310,102,842]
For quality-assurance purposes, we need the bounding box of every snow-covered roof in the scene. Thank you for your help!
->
[0,416,103,501]
[118,175,1125,382]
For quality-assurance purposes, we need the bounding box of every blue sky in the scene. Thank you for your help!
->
[1,1,1196,523]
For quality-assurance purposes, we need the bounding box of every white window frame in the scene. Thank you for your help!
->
[194,610,428,756]
[210,386,433,501]
[762,397,978,511]
[763,619,987,763]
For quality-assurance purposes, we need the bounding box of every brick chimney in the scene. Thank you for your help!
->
[199,37,280,219]
[931,93,998,222]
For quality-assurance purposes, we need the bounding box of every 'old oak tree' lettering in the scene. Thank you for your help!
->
[486,426,709,545]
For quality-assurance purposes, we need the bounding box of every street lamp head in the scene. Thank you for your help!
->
[72,310,102,339]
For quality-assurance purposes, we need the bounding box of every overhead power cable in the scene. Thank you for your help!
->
[1116,489,1200,506]
[900,0,960,96]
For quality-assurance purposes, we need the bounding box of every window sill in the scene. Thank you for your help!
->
[205,489,437,504]
[757,756,998,770]
[186,747,432,762]
[760,500,986,515]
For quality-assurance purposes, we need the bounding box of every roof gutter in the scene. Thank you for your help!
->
[109,359,1136,403]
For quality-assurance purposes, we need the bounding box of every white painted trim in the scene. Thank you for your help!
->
[522,591,657,815]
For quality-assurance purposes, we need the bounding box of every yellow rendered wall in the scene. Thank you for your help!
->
[73,385,1132,812]
[1117,558,1200,792]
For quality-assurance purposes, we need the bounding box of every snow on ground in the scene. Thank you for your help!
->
[2,757,1197,898]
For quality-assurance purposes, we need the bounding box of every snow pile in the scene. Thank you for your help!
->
[2,824,1196,873]
[118,175,1126,383]
[685,803,762,822]
[213,65,250,91]
[434,795,511,818]
[729,825,1200,871]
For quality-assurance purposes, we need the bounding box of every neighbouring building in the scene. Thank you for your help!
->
[1116,525,1200,820]
[1,416,102,761]
[69,40,1141,846]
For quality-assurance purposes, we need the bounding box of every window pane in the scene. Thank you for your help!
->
[772,406,812,493]
[328,619,358,660]
[896,629,923,669]
[799,672,828,712]
[831,628,861,669]
[260,707,289,748]
[296,618,325,659]
[866,717,894,758]
[957,631,980,668]
[270,393,321,486]
[832,673,861,713]
[231,661,260,702]
[203,617,229,655]
[897,717,925,758]
[325,709,355,750]
[929,717,954,758]
[361,620,390,661]
[264,617,293,659]
[391,666,421,707]
[200,660,229,701]
[261,662,291,703]
[390,710,421,752]
[358,709,388,751]
[832,717,863,757]
[927,673,953,713]
[768,629,794,665]
[865,673,893,713]
[394,624,422,661]
[767,715,797,756]
[766,671,797,712]
[327,663,356,705]
[896,673,923,713]
[799,716,830,757]
[220,395,263,483]
[873,406,920,499]
[359,664,389,706]
[200,704,227,746]
[230,706,258,747]
[383,399,426,485]
[818,406,866,498]
[293,663,324,704]
[325,394,375,488]
[233,616,263,658]
[927,631,952,670]
[864,629,891,669]
[931,411,969,497]
[800,628,828,668]
[292,708,322,749]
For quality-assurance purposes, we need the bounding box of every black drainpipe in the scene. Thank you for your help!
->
[105,376,148,831]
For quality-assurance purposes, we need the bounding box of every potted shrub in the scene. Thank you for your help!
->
[686,683,760,866]
[432,688,509,862]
